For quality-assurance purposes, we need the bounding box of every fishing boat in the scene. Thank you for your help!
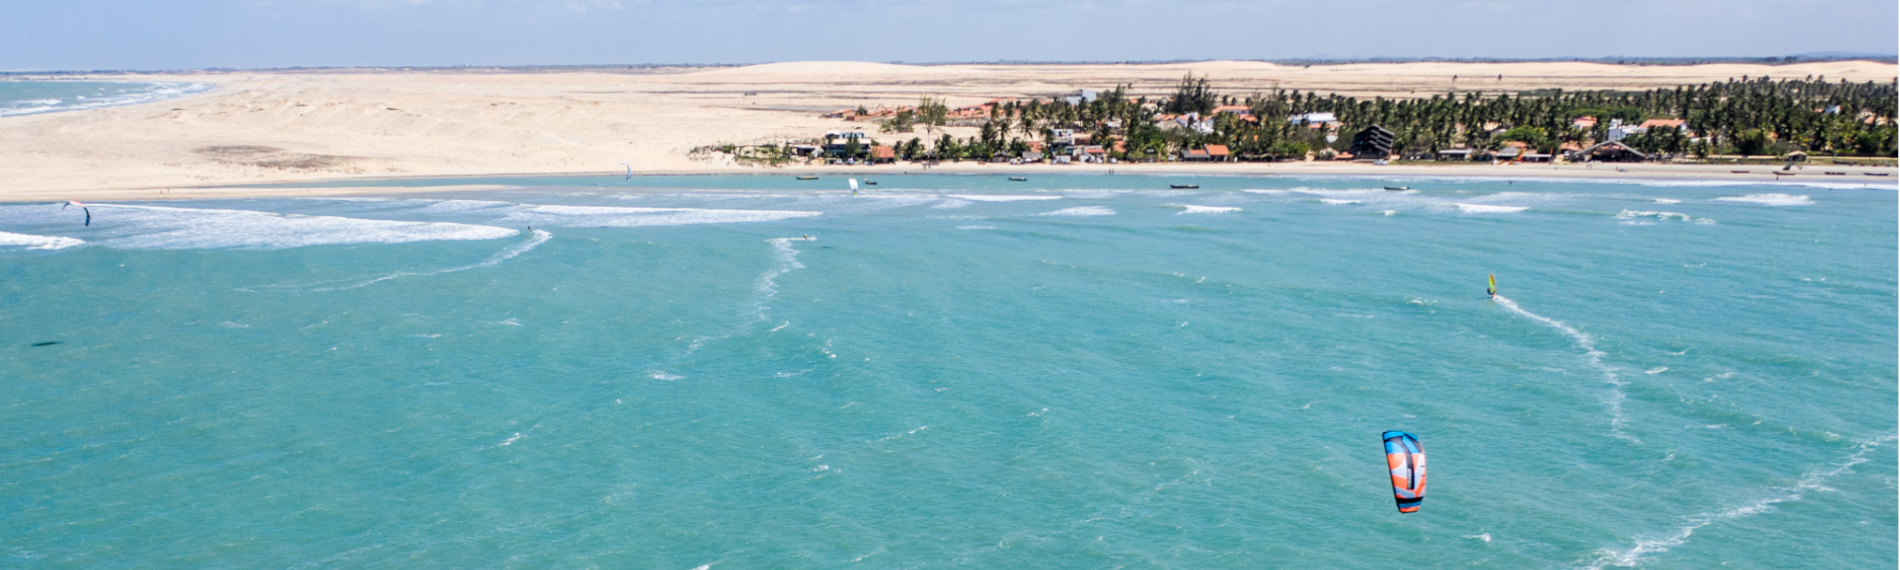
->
[864,180,878,185]
[796,175,819,180]
[1008,177,1028,182]
[1169,184,1199,189]
[1383,186,1410,191]
[1824,171,1846,176]
[1866,172,1892,176]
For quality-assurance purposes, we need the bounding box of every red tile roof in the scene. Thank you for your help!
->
[1205,145,1231,156]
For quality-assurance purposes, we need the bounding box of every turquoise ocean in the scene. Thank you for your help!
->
[0,80,209,117]
[2,174,1894,568]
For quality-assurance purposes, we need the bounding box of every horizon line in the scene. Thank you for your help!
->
[3,54,1897,76]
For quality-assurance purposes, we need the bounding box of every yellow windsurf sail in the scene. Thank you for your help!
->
[1487,274,1497,296]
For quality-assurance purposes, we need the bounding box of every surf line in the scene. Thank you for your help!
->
[674,236,813,360]
[1581,434,1896,570]
[1492,294,1636,442]
[298,229,551,292]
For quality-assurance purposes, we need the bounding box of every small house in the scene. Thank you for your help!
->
[1204,145,1232,162]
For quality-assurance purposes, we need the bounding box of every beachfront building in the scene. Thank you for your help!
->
[1288,112,1339,127]
[1569,141,1649,162]
[1177,145,1231,162]
[1156,114,1215,134]
[821,131,872,158]
[1436,148,1476,161]
[1347,125,1395,159]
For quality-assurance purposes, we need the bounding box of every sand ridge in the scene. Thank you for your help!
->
[1,60,1893,199]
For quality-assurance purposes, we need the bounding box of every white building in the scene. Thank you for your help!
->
[1288,112,1338,125]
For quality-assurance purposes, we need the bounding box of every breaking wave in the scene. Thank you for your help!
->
[1712,193,1813,207]
[0,231,85,250]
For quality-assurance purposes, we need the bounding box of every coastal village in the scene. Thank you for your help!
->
[709,75,1897,170]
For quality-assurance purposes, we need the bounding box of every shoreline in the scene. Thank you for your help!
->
[7,162,1891,203]
[4,61,1895,201]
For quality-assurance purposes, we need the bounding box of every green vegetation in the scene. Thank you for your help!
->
[919,74,1897,162]
[711,75,1897,165]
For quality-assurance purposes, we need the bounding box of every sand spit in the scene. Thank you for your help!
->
[2,60,1894,200]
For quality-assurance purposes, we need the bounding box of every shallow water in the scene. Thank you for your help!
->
[2,174,1894,568]
[0,80,209,117]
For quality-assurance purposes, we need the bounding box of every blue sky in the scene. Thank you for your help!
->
[3,0,1896,70]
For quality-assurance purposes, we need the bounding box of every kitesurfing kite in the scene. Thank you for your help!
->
[1487,274,1497,297]
[64,201,90,226]
[620,162,632,180]
[1381,431,1427,513]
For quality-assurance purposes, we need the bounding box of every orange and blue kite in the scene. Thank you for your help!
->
[1382,431,1427,513]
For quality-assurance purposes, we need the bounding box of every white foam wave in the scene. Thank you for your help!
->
[1493,295,1634,442]
[0,231,85,250]
[1652,198,1682,204]
[947,194,1061,202]
[501,204,821,227]
[1288,187,1390,198]
[0,82,212,117]
[88,204,518,250]
[1455,203,1529,214]
[1163,204,1242,214]
[1616,210,1715,224]
[1583,436,1896,569]
[755,237,808,319]
[1032,206,1116,217]
[931,199,973,209]
[1320,199,1361,205]
[1712,193,1813,206]
[305,229,551,291]
[957,225,997,230]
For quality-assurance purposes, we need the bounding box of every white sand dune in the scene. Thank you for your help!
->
[1,60,1893,200]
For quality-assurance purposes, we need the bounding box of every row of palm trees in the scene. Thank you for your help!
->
[894,75,1896,161]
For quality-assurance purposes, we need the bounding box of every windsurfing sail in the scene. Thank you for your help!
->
[620,162,632,180]
[848,178,859,192]
[1487,274,1497,297]
[1381,431,1426,513]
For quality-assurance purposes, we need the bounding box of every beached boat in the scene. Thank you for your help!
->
[1731,170,1751,174]
[795,175,819,180]
[1824,171,1846,175]
[1866,172,1892,176]
[1169,184,1199,189]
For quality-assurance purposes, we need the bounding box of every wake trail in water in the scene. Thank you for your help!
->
[1492,294,1635,442]
[1580,435,1896,569]
[674,236,812,362]
[260,229,551,292]
[755,237,808,321]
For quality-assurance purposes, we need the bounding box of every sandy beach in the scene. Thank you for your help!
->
[3,60,1895,201]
